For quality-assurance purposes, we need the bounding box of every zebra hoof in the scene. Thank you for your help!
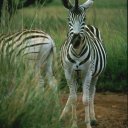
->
[91,120,97,126]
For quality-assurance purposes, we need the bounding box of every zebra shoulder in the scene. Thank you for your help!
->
[86,25,102,41]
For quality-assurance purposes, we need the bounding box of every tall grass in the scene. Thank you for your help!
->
[0,56,61,128]
[87,8,127,91]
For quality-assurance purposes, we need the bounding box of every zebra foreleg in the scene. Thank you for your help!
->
[60,81,77,118]
[89,77,98,126]
[82,68,93,128]
[60,82,78,128]
[60,70,78,128]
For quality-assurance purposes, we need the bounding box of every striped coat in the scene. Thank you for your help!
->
[61,25,106,78]
[0,29,57,89]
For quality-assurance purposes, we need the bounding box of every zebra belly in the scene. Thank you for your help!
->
[63,57,90,77]
[72,61,90,71]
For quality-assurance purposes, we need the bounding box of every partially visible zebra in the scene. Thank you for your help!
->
[60,0,106,128]
[0,29,57,90]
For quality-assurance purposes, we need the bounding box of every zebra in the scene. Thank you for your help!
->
[0,29,57,90]
[60,0,106,128]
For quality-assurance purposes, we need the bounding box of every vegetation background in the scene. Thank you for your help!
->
[0,0,127,128]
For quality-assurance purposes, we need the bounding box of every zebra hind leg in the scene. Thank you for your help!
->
[45,52,58,91]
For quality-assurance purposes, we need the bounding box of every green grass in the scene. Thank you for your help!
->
[0,57,61,128]
[48,0,127,8]
[0,0,127,127]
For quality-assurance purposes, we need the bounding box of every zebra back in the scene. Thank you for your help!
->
[0,29,55,64]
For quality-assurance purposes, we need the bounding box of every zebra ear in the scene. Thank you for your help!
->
[61,0,73,9]
[82,0,94,9]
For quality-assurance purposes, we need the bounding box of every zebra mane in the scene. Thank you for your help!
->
[61,0,72,9]
[71,0,82,14]
[71,5,82,15]
[61,0,82,14]
[75,0,79,9]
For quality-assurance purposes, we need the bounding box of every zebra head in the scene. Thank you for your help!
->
[62,0,94,37]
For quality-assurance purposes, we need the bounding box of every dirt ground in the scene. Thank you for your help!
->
[60,92,127,128]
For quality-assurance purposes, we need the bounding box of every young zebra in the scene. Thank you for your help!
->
[0,29,57,90]
[60,0,106,128]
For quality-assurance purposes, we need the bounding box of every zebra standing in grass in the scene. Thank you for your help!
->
[0,29,57,90]
[60,0,106,128]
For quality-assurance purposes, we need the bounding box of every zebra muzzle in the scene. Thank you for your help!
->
[71,34,81,49]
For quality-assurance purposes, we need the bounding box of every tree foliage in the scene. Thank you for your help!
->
[0,0,53,20]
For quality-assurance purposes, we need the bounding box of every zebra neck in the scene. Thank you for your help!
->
[70,37,88,57]
[69,33,83,48]
[71,42,84,55]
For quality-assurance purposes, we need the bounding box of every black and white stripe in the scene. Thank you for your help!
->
[61,24,106,78]
[0,29,57,89]
[60,0,106,128]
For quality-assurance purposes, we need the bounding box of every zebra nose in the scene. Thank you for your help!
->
[74,33,79,36]
[73,33,81,39]
[73,33,79,37]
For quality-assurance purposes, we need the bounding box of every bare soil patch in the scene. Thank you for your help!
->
[60,93,127,128]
